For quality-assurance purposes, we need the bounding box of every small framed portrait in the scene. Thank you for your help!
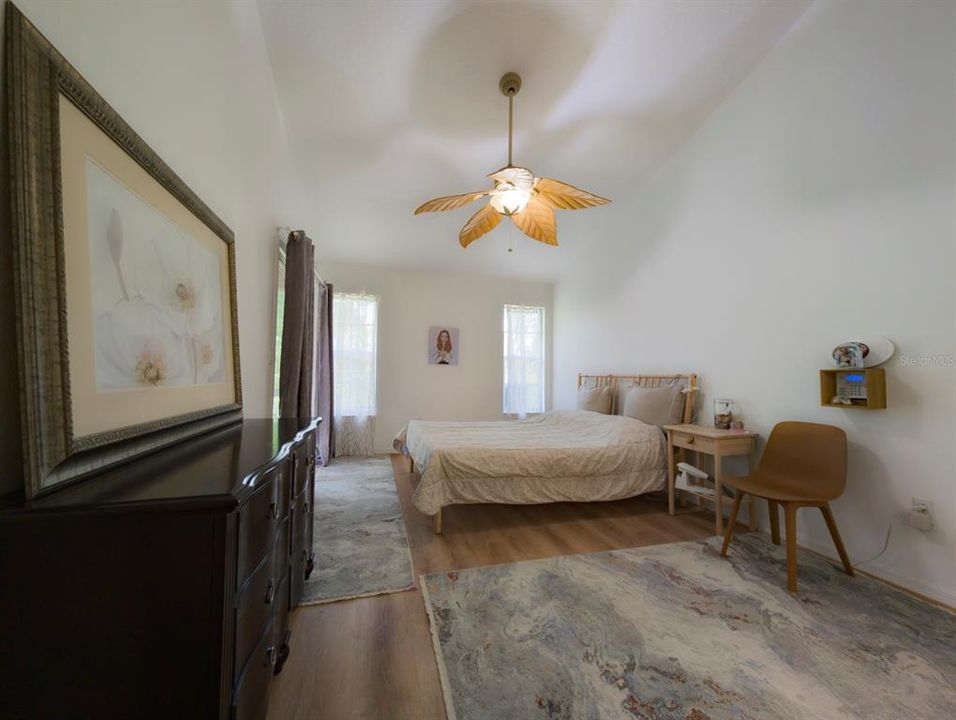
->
[428,327,459,366]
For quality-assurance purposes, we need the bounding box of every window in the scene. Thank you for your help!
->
[270,242,286,418]
[503,304,546,415]
[333,293,378,417]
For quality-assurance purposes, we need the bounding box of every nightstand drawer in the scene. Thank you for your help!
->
[671,431,716,454]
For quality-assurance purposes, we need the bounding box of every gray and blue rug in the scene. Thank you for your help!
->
[422,534,956,719]
[302,457,415,605]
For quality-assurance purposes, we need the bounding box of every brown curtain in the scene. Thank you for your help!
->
[278,231,314,419]
[314,281,334,465]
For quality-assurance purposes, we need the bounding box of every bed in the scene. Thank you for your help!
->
[392,373,698,533]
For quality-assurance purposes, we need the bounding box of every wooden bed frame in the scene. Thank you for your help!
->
[410,373,698,535]
[577,372,698,423]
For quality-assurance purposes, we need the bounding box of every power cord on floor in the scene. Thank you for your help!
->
[853,520,894,566]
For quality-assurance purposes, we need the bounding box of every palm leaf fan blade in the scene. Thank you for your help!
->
[458,203,501,248]
[414,191,490,215]
[533,178,611,210]
[510,197,557,246]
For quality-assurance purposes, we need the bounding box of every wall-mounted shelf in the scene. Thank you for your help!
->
[819,367,886,409]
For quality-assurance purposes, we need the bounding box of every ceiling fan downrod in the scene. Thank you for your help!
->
[499,72,521,167]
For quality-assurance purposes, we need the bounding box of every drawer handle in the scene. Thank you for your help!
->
[302,500,309,514]
[269,501,279,520]
[685,436,695,444]
[265,579,275,604]
[266,645,277,668]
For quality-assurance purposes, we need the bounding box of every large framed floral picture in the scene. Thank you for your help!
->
[7,5,242,497]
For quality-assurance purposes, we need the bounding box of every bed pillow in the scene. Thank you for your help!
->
[577,386,612,414]
[622,385,684,426]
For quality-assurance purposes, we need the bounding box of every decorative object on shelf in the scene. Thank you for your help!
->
[7,5,242,497]
[820,368,887,409]
[713,397,735,429]
[729,419,745,431]
[832,342,866,368]
[414,72,610,248]
[859,336,896,366]
[831,336,895,368]
[428,327,459,365]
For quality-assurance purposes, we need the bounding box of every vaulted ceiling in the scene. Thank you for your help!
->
[257,0,811,280]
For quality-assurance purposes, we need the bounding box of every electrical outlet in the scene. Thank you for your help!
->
[909,497,935,531]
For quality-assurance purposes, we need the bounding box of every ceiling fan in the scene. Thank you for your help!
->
[414,72,611,248]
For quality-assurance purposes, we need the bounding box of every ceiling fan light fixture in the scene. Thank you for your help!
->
[414,72,610,248]
[490,186,530,215]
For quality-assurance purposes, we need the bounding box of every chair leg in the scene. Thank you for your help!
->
[784,503,799,592]
[432,509,442,535]
[820,503,855,577]
[720,492,745,556]
[768,500,781,545]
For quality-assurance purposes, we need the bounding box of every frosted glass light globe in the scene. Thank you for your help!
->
[490,187,531,215]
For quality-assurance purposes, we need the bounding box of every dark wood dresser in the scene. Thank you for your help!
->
[0,417,321,720]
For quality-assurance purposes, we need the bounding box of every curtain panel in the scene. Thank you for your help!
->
[278,231,314,419]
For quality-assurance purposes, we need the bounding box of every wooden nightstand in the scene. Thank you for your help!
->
[664,424,759,536]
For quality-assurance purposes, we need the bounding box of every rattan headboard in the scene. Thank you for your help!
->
[577,373,698,423]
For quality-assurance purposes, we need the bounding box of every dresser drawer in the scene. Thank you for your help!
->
[232,616,277,720]
[275,460,292,513]
[671,431,716,455]
[291,490,308,562]
[237,476,278,587]
[290,493,308,605]
[234,550,278,682]
[291,440,314,497]
[273,572,292,674]
[273,515,290,588]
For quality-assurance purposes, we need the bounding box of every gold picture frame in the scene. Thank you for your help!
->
[6,4,242,497]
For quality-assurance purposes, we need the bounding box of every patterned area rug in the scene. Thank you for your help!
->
[422,534,956,720]
[302,457,415,605]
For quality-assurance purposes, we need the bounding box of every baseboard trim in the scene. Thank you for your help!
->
[799,535,956,611]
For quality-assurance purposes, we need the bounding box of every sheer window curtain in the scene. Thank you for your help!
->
[332,293,378,456]
[503,304,546,418]
[313,281,334,464]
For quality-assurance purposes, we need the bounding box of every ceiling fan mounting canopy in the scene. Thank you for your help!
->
[415,72,610,249]
[499,71,522,97]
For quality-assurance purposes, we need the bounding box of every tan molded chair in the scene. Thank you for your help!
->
[720,421,854,592]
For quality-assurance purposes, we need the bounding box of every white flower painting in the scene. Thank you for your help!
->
[87,158,226,391]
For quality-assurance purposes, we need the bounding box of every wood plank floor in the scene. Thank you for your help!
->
[266,455,719,720]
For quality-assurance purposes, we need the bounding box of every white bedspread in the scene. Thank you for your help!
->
[392,410,667,515]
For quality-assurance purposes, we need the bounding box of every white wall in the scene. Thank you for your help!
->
[11,0,302,422]
[553,0,956,605]
[322,261,553,453]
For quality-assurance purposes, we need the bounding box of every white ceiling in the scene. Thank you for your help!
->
[257,0,811,281]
